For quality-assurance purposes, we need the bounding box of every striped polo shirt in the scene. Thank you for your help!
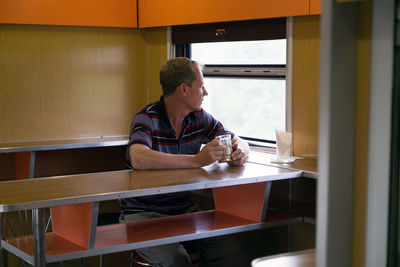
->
[121,96,232,216]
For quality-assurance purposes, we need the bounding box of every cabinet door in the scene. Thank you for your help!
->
[0,0,137,28]
[138,0,309,28]
[310,0,321,15]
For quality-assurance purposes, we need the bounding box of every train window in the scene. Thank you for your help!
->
[172,19,287,145]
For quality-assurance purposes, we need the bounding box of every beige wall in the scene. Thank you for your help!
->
[292,15,320,157]
[0,24,148,142]
[290,14,320,252]
[0,25,168,182]
[146,27,168,103]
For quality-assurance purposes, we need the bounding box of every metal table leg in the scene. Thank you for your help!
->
[288,179,292,252]
[27,152,36,235]
[260,181,272,221]
[29,151,36,179]
[32,208,46,267]
[99,254,103,267]
[0,212,8,267]
[1,212,4,267]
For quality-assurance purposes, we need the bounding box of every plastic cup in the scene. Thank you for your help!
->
[275,130,292,162]
[218,134,232,163]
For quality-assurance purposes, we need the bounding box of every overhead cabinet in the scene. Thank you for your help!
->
[0,0,320,29]
[138,0,310,28]
[0,0,137,28]
[310,0,322,15]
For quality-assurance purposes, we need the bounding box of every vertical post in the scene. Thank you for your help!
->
[0,212,4,267]
[260,181,272,221]
[29,151,36,179]
[288,179,292,251]
[27,152,36,235]
[88,202,99,249]
[318,1,359,266]
[365,0,396,266]
[99,254,103,267]
[2,213,6,238]
[33,208,46,267]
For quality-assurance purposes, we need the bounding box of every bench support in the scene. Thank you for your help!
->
[33,208,46,267]
[0,213,3,267]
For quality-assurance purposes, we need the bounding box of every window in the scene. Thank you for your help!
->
[172,19,287,144]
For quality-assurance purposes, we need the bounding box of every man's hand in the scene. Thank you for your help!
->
[194,139,224,166]
[228,138,249,166]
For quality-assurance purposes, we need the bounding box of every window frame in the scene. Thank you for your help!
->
[171,18,292,146]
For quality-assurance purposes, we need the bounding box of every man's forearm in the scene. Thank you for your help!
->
[130,146,202,170]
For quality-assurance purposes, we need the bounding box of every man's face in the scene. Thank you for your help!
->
[185,64,208,111]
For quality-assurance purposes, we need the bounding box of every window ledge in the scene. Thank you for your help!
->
[249,145,276,154]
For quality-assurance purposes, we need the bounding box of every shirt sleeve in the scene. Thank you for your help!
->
[128,112,154,149]
[201,110,234,144]
[126,111,154,168]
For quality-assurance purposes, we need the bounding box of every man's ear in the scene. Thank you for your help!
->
[178,83,189,96]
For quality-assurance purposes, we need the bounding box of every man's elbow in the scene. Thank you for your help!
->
[131,151,147,170]
[130,145,150,170]
[131,155,148,170]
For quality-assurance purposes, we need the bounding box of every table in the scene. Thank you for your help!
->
[251,249,315,267]
[0,162,308,267]
[249,151,318,224]
[0,136,129,179]
[248,150,318,179]
[0,136,130,263]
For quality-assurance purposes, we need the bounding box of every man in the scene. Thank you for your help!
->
[121,57,250,266]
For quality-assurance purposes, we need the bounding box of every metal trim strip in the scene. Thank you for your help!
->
[0,140,129,153]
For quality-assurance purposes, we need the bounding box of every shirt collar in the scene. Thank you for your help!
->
[156,95,195,125]
[156,96,170,124]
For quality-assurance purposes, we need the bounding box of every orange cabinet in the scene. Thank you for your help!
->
[0,0,137,28]
[138,0,309,28]
[0,0,319,29]
[310,0,321,15]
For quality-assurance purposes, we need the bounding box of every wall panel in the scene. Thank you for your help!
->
[292,16,320,157]
[146,27,168,103]
[0,24,147,142]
